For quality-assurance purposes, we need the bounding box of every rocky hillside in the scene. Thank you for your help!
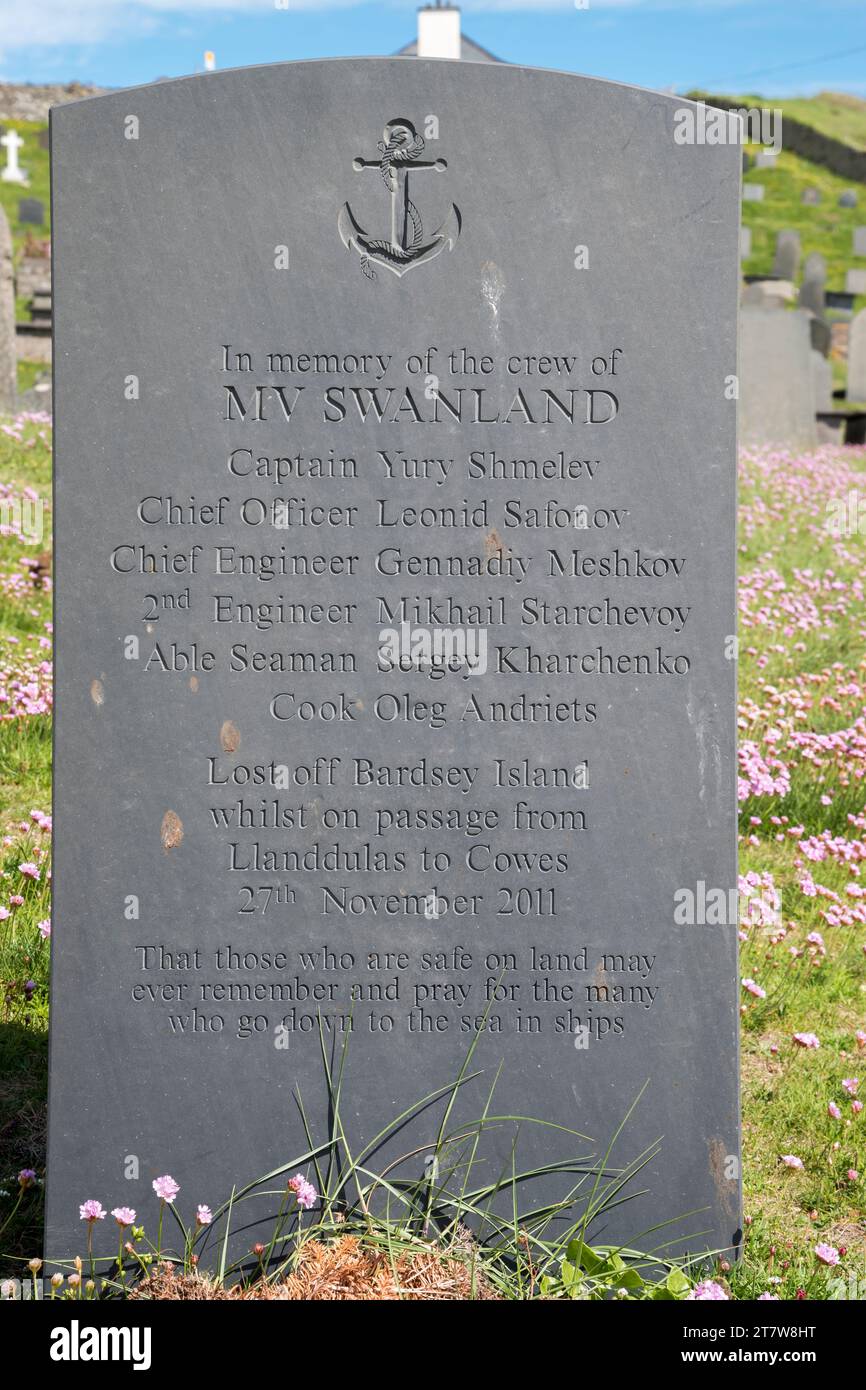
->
[0,83,105,122]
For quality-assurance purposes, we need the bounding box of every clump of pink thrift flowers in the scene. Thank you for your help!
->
[287,1174,317,1210]
[686,1279,729,1301]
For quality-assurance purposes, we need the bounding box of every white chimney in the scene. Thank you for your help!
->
[417,4,461,61]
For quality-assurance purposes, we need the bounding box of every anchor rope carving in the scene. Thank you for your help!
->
[358,128,427,274]
[339,118,460,280]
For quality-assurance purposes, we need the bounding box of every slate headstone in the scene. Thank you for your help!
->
[18,197,44,226]
[38,129,50,151]
[0,206,16,412]
[739,308,817,447]
[845,269,866,297]
[849,308,866,400]
[839,190,858,209]
[772,230,800,281]
[854,227,866,258]
[801,188,821,206]
[740,226,752,259]
[754,150,777,170]
[743,184,764,202]
[46,64,741,1271]
[826,290,856,316]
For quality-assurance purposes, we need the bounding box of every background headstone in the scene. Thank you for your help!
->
[799,253,827,317]
[0,206,16,412]
[743,184,765,202]
[848,308,866,400]
[853,227,866,258]
[772,230,801,281]
[839,190,858,208]
[825,290,856,316]
[740,226,751,259]
[741,279,788,310]
[801,187,821,206]
[754,150,777,170]
[18,197,44,226]
[810,348,832,412]
[46,64,741,1271]
[739,308,818,447]
[809,316,832,357]
[845,268,866,297]
[38,129,50,151]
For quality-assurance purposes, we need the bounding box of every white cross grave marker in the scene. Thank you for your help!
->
[1,130,28,185]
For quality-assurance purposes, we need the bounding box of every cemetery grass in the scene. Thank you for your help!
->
[0,414,52,1271]
[1,425,866,1298]
[740,142,866,308]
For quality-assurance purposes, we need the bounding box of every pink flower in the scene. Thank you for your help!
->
[855,1030,866,1050]
[38,919,50,939]
[847,1169,859,1182]
[111,1207,136,1227]
[287,1174,317,1210]
[781,1154,804,1169]
[853,1100,864,1114]
[152,1174,180,1203]
[79,1200,106,1223]
[758,1292,780,1300]
[841,1078,860,1095]
[828,1101,842,1120]
[814,1243,840,1267]
[196,1205,213,1226]
[793,1032,820,1049]
[742,978,766,999]
[686,1279,729,1301]
[18,862,39,881]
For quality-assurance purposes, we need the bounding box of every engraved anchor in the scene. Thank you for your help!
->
[338,117,461,279]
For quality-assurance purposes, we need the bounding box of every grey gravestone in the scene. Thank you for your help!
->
[846,268,866,297]
[810,316,832,358]
[801,188,821,206]
[810,348,832,413]
[799,255,826,317]
[38,129,50,151]
[47,63,741,1271]
[848,309,866,400]
[739,308,817,447]
[855,227,866,258]
[18,197,44,226]
[753,149,777,170]
[803,252,826,284]
[0,206,15,412]
[839,190,858,208]
[772,230,800,281]
[742,151,751,173]
[742,184,764,202]
[740,225,751,259]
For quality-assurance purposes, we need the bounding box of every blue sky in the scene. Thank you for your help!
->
[3,0,866,97]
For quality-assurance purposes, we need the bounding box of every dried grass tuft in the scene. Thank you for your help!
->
[131,1237,500,1301]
